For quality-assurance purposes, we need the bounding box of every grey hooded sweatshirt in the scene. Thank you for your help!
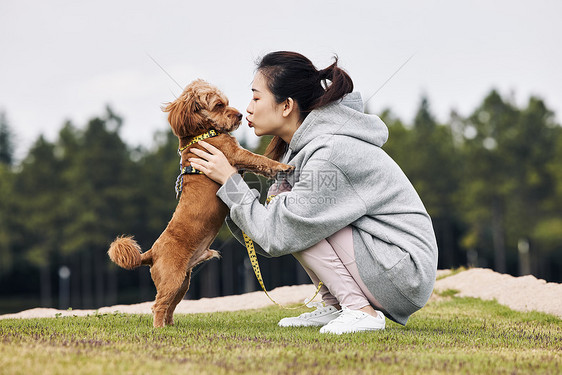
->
[216,92,438,325]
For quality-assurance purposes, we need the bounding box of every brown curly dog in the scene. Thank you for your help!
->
[108,79,293,327]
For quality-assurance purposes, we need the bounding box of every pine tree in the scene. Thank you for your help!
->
[0,112,14,166]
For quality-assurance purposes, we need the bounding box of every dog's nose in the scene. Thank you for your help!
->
[237,113,243,121]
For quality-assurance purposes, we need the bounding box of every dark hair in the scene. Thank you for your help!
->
[256,51,354,161]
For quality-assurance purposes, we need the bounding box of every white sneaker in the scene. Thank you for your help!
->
[319,306,386,334]
[278,302,339,327]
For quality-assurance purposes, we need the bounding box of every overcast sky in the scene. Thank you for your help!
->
[1,0,560,160]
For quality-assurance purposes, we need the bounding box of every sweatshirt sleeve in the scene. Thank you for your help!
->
[216,158,367,257]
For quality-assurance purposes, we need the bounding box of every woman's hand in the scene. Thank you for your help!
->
[188,140,238,185]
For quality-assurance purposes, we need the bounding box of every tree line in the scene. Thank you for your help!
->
[0,89,560,313]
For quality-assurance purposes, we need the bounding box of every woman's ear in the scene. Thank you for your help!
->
[282,98,296,118]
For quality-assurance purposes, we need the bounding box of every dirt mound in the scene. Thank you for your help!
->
[1,268,560,320]
[0,284,323,320]
[433,268,562,318]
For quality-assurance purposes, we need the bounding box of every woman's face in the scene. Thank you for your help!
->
[246,71,286,137]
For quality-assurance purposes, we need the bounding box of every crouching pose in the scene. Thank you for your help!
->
[188,51,438,334]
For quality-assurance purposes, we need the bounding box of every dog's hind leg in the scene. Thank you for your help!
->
[164,249,218,326]
[164,270,191,326]
[162,249,219,326]
[151,261,187,328]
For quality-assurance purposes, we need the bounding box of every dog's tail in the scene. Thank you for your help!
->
[108,236,152,269]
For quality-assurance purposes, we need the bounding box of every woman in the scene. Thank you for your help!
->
[188,51,438,334]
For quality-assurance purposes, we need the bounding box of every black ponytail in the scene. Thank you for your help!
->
[315,57,354,109]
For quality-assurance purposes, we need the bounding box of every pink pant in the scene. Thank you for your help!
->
[268,181,383,311]
[293,225,384,311]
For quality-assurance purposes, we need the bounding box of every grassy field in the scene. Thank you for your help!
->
[0,292,561,374]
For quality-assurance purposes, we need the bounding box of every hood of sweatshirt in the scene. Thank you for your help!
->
[288,92,389,154]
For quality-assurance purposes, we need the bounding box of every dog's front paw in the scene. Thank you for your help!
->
[265,163,294,178]
[281,164,295,172]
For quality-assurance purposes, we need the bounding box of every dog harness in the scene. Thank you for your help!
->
[175,129,219,199]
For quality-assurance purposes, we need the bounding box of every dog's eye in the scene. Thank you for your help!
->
[215,103,225,109]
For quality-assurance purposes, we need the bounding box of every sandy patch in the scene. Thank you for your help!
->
[433,268,562,318]
[0,284,323,320]
[1,268,560,320]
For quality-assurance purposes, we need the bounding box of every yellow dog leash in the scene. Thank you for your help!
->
[241,194,323,310]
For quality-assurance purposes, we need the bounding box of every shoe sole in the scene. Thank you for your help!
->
[320,326,385,334]
[278,322,326,327]
[278,318,335,327]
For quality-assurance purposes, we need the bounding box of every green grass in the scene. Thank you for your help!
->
[0,296,561,374]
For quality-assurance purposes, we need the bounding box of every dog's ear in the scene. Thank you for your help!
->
[162,93,204,138]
